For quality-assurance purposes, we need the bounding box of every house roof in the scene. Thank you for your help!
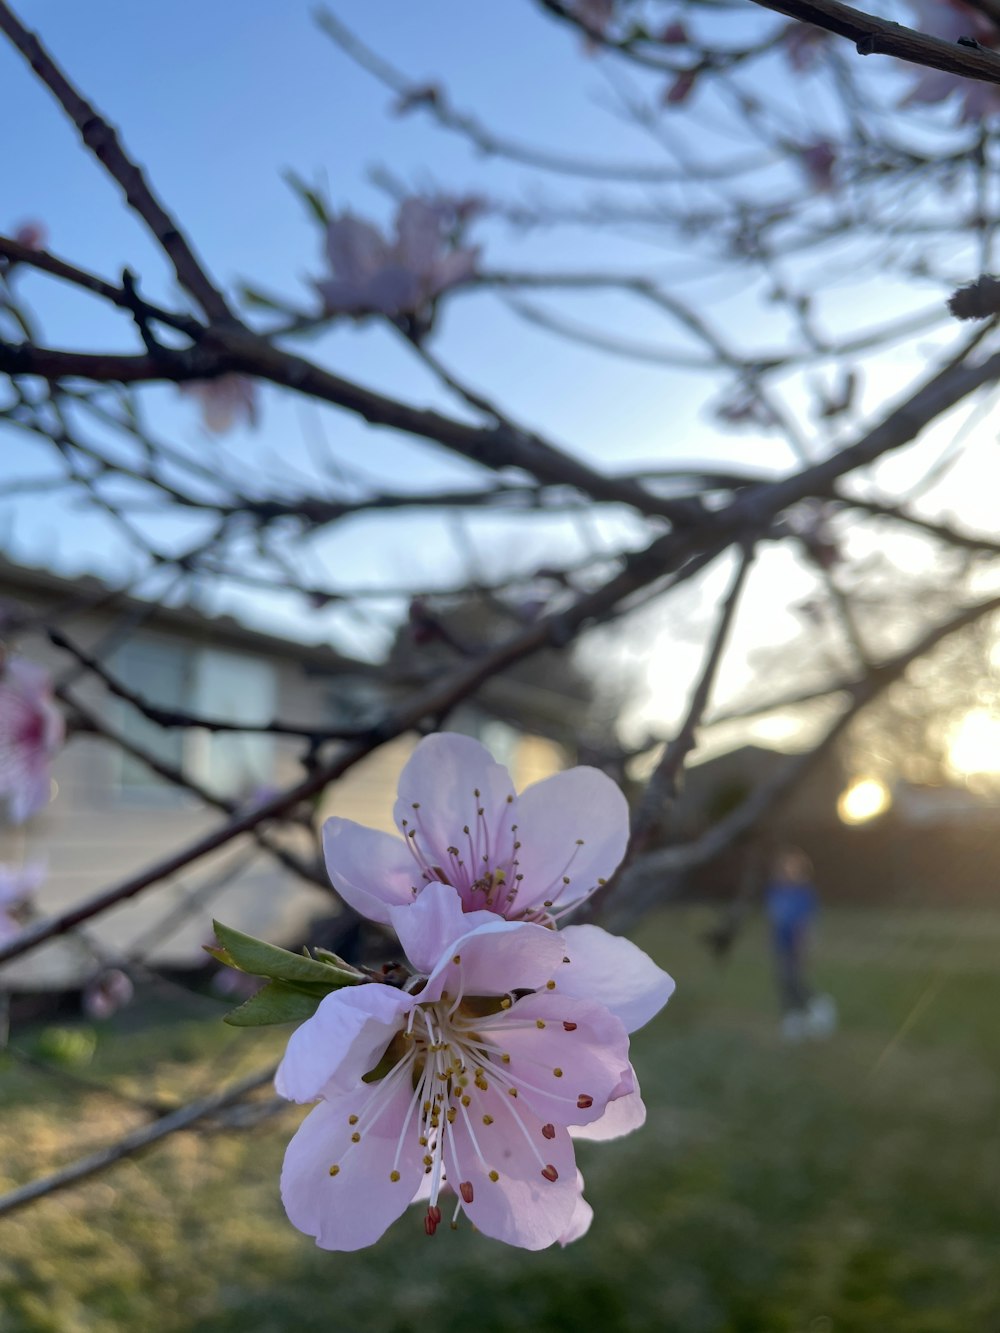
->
[0,555,377,676]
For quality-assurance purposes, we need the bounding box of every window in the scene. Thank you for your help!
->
[186,648,276,798]
[110,636,276,804]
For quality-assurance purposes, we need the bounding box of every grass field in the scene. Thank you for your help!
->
[1,907,998,1333]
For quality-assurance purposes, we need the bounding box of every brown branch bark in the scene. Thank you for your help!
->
[0,1,233,322]
[749,0,1000,84]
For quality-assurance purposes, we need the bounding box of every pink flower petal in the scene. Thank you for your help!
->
[362,264,422,314]
[324,213,389,283]
[392,733,516,904]
[422,916,567,1003]
[558,924,675,1032]
[322,818,418,925]
[509,767,629,914]
[558,1184,594,1245]
[281,1075,425,1251]
[388,881,496,975]
[275,984,415,1104]
[571,1081,646,1142]
[427,246,479,297]
[479,992,631,1127]
[0,860,44,907]
[0,656,63,825]
[443,1081,580,1249]
[393,198,443,274]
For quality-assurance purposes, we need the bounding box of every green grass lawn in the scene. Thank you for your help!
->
[1,908,998,1333]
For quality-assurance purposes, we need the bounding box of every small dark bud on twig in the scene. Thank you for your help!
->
[948,274,1000,320]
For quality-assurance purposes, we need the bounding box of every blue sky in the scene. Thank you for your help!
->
[1,2,987,743]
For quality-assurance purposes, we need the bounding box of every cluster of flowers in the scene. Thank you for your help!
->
[231,734,675,1252]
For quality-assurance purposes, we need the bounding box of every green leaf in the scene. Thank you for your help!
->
[211,920,363,988]
[312,947,355,970]
[223,980,323,1027]
[283,170,330,225]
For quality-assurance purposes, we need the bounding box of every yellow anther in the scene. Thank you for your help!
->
[500,997,512,1010]
[348,1114,358,1125]
[501,1053,511,1064]
[351,1132,361,1143]
[329,1165,340,1177]
[461,1095,471,1107]
[482,1114,494,1125]
[390,1170,401,1182]
[507,1087,518,1098]
[452,954,462,965]
[423,1155,433,1167]
[553,1068,563,1078]
[546,980,556,990]
[536,1019,546,1029]
[488,1170,499,1183]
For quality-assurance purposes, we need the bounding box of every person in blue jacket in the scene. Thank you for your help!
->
[765,846,836,1040]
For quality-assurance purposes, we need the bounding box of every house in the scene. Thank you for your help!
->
[0,560,564,991]
[676,743,1000,905]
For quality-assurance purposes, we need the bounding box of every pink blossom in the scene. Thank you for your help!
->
[316,198,479,318]
[0,859,45,944]
[322,732,630,926]
[797,139,837,192]
[903,1,1000,119]
[82,968,135,1020]
[277,881,672,1250]
[908,0,996,43]
[12,220,48,250]
[572,0,614,40]
[0,656,64,824]
[781,23,830,72]
[179,375,258,434]
[659,20,689,45]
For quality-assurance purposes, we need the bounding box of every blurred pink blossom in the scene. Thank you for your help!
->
[659,20,689,45]
[82,968,135,1021]
[797,139,838,192]
[0,656,64,824]
[180,375,259,434]
[903,1,1000,120]
[781,23,831,72]
[12,220,47,250]
[317,198,479,318]
[572,0,614,45]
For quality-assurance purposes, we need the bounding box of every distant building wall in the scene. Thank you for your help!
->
[0,565,567,987]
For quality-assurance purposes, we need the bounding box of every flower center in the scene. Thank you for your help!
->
[323,986,581,1235]
[400,790,597,921]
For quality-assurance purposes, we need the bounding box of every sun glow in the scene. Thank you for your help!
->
[837,777,891,825]
[948,709,1000,777]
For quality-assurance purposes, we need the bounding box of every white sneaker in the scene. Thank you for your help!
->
[781,1010,808,1042]
[805,994,837,1039]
